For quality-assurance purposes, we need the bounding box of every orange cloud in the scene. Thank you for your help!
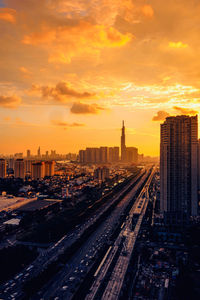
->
[0,95,21,108]
[70,102,105,114]
[50,0,135,25]
[32,82,95,103]
[22,21,133,63]
[141,5,154,18]
[0,8,16,23]
[152,111,170,121]
[51,120,85,127]
[19,66,32,78]
[3,116,11,121]
[173,106,198,115]
[168,41,188,49]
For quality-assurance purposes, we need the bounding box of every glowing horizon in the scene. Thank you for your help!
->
[0,0,200,156]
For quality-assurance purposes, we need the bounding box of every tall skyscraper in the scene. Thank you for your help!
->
[27,149,31,158]
[37,146,41,157]
[45,151,49,159]
[121,120,126,162]
[0,159,6,178]
[14,159,25,179]
[160,115,198,223]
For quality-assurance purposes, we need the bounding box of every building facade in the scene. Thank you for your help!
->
[14,159,25,179]
[0,159,6,178]
[32,162,45,180]
[160,115,198,222]
[126,147,138,163]
[94,167,110,181]
[45,161,55,177]
[108,147,119,162]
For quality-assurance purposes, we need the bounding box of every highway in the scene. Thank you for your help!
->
[85,165,157,300]
[38,167,152,299]
[0,167,149,299]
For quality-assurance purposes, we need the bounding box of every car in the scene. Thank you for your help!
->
[13,292,18,297]
[69,277,75,281]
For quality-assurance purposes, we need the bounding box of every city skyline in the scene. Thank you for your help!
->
[1,1,200,156]
[0,120,145,158]
[1,1,200,298]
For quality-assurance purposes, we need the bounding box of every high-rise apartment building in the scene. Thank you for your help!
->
[27,149,31,158]
[79,150,86,163]
[99,147,108,163]
[14,153,23,159]
[45,161,55,176]
[126,147,138,163]
[32,162,45,180]
[25,159,34,176]
[160,115,198,222]
[85,148,95,163]
[0,159,6,178]
[198,139,200,190]
[8,158,15,170]
[94,166,110,181]
[121,120,126,162]
[108,147,119,162]
[14,159,25,179]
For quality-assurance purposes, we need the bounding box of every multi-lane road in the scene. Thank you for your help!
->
[37,167,152,299]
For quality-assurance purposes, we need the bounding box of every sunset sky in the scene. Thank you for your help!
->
[0,0,200,156]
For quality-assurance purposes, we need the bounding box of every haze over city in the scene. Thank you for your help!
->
[1,0,200,155]
[1,1,200,300]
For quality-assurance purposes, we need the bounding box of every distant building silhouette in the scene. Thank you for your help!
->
[25,159,34,176]
[94,166,109,181]
[32,162,45,180]
[44,161,55,177]
[160,115,198,224]
[37,146,41,157]
[79,146,119,164]
[108,147,119,162]
[99,147,108,163]
[14,159,25,179]
[0,159,6,178]
[121,120,126,162]
[126,147,138,163]
[27,149,31,158]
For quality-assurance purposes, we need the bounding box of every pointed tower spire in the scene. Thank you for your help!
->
[121,120,126,162]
